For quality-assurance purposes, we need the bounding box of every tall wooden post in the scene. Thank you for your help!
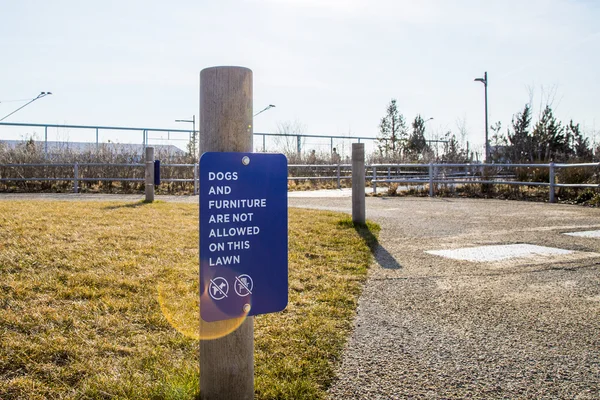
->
[352,143,366,225]
[145,147,154,202]
[428,162,434,197]
[549,162,556,203]
[199,66,254,399]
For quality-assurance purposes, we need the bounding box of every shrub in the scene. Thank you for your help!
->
[387,183,399,196]
[558,167,596,185]
[0,139,196,194]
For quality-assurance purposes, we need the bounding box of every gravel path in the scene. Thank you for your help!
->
[288,196,600,399]
[3,193,600,398]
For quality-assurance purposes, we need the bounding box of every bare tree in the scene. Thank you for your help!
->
[273,120,306,162]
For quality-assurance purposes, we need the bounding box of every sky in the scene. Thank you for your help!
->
[1,0,599,157]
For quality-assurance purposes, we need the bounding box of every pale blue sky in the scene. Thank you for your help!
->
[1,0,599,155]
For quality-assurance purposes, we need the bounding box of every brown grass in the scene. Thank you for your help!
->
[0,201,379,399]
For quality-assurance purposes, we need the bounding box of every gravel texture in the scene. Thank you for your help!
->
[287,196,600,399]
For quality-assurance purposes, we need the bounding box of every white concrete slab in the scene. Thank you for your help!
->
[564,230,600,238]
[426,244,573,262]
[288,188,353,198]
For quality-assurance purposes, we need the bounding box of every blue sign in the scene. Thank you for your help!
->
[199,152,288,322]
[154,160,161,186]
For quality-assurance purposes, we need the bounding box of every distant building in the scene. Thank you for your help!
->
[0,140,187,159]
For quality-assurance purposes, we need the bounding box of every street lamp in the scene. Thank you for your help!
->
[175,115,195,136]
[422,117,440,157]
[175,115,197,160]
[0,91,52,122]
[254,104,275,117]
[474,71,489,163]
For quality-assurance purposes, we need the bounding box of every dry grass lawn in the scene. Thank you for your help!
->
[0,200,378,399]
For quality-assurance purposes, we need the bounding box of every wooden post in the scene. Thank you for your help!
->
[199,66,254,399]
[549,162,556,203]
[428,162,434,197]
[352,143,366,225]
[73,162,79,194]
[372,164,377,194]
[144,147,154,202]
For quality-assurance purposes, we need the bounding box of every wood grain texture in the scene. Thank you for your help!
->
[352,143,365,224]
[144,147,154,202]
[199,66,254,400]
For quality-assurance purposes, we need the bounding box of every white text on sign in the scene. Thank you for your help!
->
[209,213,255,224]
[208,199,267,209]
[206,169,266,268]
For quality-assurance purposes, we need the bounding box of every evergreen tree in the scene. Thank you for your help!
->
[376,99,407,159]
[406,115,430,160]
[508,104,532,162]
[567,120,593,160]
[441,131,466,162]
[186,130,198,162]
[532,105,565,161]
[489,121,509,162]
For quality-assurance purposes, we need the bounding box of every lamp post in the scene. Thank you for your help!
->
[175,115,195,136]
[0,91,52,122]
[474,72,489,163]
[175,115,197,160]
[253,104,275,117]
[254,105,275,152]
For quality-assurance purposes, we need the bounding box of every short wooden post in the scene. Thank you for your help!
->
[73,162,79,193]
[352,143,366,225]
[372,165,377,194]
[145,147,154,202]
[44,126,48,159]
[199,66,254,400]
[549,162,556,203]
[428,162,434,197]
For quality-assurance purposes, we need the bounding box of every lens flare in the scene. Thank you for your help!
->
[157,277,248,341]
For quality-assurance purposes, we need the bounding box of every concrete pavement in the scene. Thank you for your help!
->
[288,195,600,399]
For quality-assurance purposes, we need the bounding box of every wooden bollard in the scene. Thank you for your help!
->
[199,66,254,399]
[145,147,154,202]
[352,143,366,225]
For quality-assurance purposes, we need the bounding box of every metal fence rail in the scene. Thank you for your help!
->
[0,121,377,158]
[370,162,600,202]
[0,162,599,202]
[0,162,198,193]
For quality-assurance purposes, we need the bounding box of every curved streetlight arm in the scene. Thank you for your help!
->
[254,104,275,117]
[175,115,196,134]
[0,92,52,122]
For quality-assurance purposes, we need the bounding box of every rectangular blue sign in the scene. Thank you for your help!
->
[199,152,288,322]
